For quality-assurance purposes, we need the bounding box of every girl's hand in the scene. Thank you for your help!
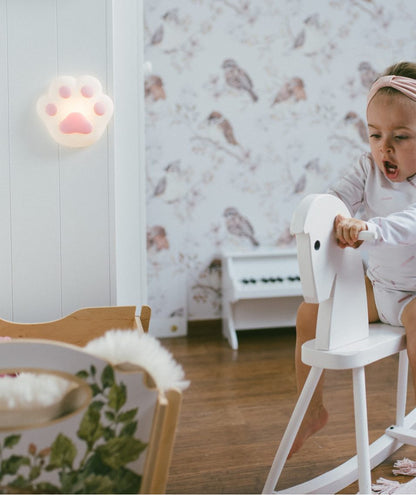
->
[334,214,368,249]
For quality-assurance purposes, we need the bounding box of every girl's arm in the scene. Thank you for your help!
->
[335,205,416,248]
[366,204,416,246]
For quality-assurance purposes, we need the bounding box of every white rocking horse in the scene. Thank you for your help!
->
[263,194,416,494]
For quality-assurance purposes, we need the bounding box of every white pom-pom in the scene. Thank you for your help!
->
[85,330,190,392]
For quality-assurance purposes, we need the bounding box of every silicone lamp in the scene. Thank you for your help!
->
[37,75,114,148]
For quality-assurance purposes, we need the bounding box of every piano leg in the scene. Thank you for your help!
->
[223,302,238,350]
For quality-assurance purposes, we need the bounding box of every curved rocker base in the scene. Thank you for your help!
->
[271,408,416,494]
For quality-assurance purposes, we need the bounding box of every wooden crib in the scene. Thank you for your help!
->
[0,305,182,494]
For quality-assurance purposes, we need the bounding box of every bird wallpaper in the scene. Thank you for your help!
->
[143,0,416,325]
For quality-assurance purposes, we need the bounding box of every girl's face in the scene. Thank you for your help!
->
[367,91,416,182]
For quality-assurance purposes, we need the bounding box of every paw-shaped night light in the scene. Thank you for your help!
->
[37,75,114,148]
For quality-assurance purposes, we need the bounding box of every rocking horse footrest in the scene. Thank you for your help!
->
[386,425,416,446]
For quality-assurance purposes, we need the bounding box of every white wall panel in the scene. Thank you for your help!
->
[0,1,12,319]
[7,0,62,322]
[111,0,147,308]
[0,0,146,323]
[56,0,112,315]
[59,147,112,315]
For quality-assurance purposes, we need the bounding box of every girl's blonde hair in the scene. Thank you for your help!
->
[383,61,416,79]
[375,61,416,97]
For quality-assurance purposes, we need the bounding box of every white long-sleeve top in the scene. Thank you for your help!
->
[328,152,416,291]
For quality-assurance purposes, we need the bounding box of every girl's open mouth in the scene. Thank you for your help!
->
[384,161,399,179]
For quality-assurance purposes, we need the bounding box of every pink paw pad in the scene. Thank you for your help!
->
[45,103,57,116]
[59,85,71,98]
[37,75,114,148]
[81,85,94,98]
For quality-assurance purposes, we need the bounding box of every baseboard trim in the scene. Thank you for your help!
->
[149,316,187,338]
[187,318,222,338]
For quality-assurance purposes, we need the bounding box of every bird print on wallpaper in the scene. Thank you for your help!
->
[145,75,166,101]
[272,77,306,105]
[150,9,190,53]
[207,111,239,145]
[147,225,169,251]
[293,14,326,55]
[358,61,378,89]
[224,207,259,246]
[150,25,164,45]
[222,59,258,102]
[293,174,306,194]
[153,161,188,203]
[343,111,369,143]
[293,158,322,195]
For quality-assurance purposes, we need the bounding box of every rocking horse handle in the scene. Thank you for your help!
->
[357,230,378,242]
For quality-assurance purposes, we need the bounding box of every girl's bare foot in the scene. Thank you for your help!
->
[288,405,329,458]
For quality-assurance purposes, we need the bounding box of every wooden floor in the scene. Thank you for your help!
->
[161,323,416,494]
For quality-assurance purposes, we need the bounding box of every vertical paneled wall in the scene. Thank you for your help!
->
[57,2,112,317]
[0,0,12,319]
[0,0,146,323]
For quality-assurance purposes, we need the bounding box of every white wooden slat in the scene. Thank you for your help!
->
[111,0,147,308]
[106,0,117,308]
[56,0,112,315]
[0,0,13,319]
[7,0,62,322]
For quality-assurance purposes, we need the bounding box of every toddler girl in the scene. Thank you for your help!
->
[292,61,416,456]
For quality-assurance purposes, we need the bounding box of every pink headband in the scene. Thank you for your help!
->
[367,75,416,107]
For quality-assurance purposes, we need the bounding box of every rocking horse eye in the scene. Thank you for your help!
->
[314,240,321,250]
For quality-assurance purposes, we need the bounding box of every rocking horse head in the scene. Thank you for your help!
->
[290,194,351,304]
[290,194,369,350]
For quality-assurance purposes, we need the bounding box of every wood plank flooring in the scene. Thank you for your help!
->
[161,324,416,494]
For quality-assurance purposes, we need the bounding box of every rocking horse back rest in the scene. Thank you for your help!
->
[291,194,369,350]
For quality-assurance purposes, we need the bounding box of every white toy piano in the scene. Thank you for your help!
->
[222,248,303,349]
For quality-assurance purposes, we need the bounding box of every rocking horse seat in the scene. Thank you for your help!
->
[302,323,405,370]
